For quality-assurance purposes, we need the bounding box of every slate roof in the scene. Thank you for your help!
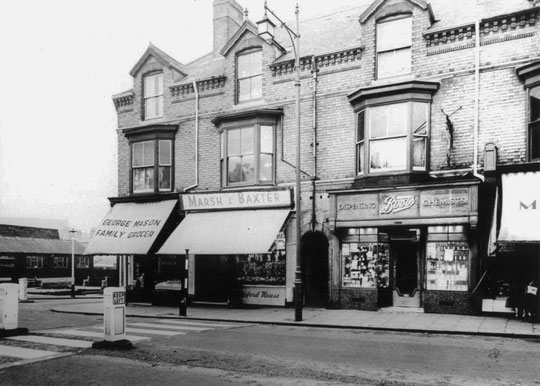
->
[0,237,86,255]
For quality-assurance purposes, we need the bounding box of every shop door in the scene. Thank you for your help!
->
[194,255,228,303]
[392,242,421,308]
[302,231,329,307]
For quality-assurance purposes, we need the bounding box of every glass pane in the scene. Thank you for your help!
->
[260,153,273,181]
[357,111,365,142]
[242,154,255,182]
[412,103,428,135]
[413,137,426,169]
[530,87,540,122]
[531,123,540,160]
[357,142,364,174]
[156,73,164,95]
[251,75,262,99]
[145,98,155,119]
[238,78,251,102]
[159,166,171,190]
[228,156,242,183]
[370,103,407,138]
[260,125,274,153]
[144,75,155,97]
[238,50,262,78]
[143,141,154,166]
[132,143,143,167]
[228,129,241,156]
[377,16,412,52]
[370,137,406,172]
[220,133,225,159]
[377,48,411,78]
[156,95,163,117]
[240,127,254,155]
[159,140,171,165]
[133,167,154,192]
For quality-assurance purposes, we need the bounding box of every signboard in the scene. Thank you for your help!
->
[182,189,292,211]
[241,285,286,306]
[336,187,472,222]
[112,291,125,305]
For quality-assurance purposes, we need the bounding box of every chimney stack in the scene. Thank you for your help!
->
[213,0,244,54]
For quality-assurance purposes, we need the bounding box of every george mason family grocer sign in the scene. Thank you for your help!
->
[336,187,476,222]
[181,189,292,211]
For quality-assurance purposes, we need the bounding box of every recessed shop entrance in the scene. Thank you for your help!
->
[391,240,421,308]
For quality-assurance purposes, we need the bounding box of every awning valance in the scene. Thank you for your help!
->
[499,172,540,242]
[84,200,177,255]
[157,209,291,255]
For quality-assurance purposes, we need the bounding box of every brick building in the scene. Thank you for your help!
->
[86,0,540,315]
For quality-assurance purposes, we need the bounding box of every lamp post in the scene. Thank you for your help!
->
[258,1,303,321]
[69,228,77,298]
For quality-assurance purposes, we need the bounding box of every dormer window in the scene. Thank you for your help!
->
[376,15,412,79]
[237,49,262,103]
[143,72,164,120]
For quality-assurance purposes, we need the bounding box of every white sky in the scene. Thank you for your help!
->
[0,0,361,233]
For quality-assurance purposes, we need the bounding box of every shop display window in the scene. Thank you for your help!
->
[342,243,389,288]
[238,251,286,285]
[426,241,470,291]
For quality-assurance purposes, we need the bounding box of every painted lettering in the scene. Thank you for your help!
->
[520,200,537,210]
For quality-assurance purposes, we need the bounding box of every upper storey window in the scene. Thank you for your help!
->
[237,49,262,103]
[132,139,172,193]
[143,72,164,120]
[376,15,412,79]
[529,85,540,160]
[357,102,428,174]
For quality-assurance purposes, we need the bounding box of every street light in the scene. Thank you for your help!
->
[258,1,303,321]
[69,228,77,298]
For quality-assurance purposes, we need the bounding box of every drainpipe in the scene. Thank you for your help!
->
[473,19,485,182]
[311,55,319,232]
[184,80,199,191]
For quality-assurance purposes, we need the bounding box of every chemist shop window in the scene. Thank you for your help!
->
[220,124,275,187]
[53,256,68,269]
[132,139,173,193]
[356,101,429,174]
[26,256,44,269]
[426,225,470,291]
[529,85,540,161]
[376,15,412,79]
[143,72,163,120]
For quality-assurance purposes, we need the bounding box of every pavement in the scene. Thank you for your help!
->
[26,288,540,340]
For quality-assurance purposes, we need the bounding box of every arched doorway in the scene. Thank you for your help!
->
[302,231,329,307]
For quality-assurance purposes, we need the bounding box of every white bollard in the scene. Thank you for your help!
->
[18,278,28,302]
[0,283,19,330]
[103,287,126,342]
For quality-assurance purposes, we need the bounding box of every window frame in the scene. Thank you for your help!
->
[131,138,174,194]
[375,14,412,80]
[53,256,68,269]
[143,72,164,120]
[220,118,276,187]
[236,48,263,104]
[528,85,540,161]
[26,256,44,269]
[356,100,430,175]
[76,256,91,269]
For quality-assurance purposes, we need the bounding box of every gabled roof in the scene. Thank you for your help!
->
[129,43,187,77]
[359,0,434,24]
[219,20,271,56]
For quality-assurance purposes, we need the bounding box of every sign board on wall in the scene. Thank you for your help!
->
[336,187,472,222]
[182,189,293,211]
[241,285,286,306]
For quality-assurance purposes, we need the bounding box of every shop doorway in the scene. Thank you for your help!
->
[302,231,329,307]
[194,255,228,303]
[391,241,421,308]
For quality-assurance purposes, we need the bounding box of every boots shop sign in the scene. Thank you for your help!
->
[336,187,474,221]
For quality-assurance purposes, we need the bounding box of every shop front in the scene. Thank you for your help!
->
[84,199,180,300]
[157,188,294,307]
[328,182,479,314]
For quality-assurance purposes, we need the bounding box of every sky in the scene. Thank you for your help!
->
[0,0,362,234]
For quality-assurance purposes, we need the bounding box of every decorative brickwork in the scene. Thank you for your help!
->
[170,75,227,97]
[113,93,134,109]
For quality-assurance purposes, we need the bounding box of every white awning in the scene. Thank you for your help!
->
[499,172,540,242]
[157,209,291,255]
[84,200,177,255]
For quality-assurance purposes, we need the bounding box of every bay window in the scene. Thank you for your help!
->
[357,101,429,174]
[376,15,412,79]
[221,124,274,186]
[132,139,173,193]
